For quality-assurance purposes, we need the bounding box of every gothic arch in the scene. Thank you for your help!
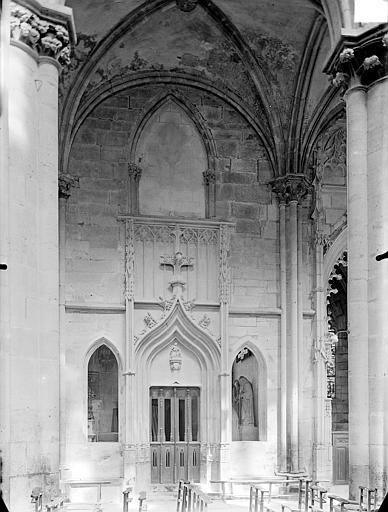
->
[128,90,217,169]
[84,337,123,442]
[231,340,268,441]
[85,336,123,371]
[59,0,281,174]
[133,299,220,446]
[323,226,347,286]
[62,71,276,176]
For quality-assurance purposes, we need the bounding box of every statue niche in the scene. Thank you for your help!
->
[232,348,259,441]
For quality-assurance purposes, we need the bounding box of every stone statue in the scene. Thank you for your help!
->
[239,376,255,426]
[232,376,255,427]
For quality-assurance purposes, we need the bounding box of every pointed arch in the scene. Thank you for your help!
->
[86,338,122,443]
[128,89,217,168]
[133,299,220,446]
[59,0,280,174]
[85,336,123,371]
[231,340,267,441]
[64,71,276,176]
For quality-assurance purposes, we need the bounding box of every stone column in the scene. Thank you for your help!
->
[327,36,388,496]
[123,218,136,487]
[0,2,75,509]
[345,83,369,497]
[271,174,309,472]
[203,169,216,219]
[219,224,232,479]
[366,75,388,493]
[128,163,142,215]
[0,1,11,507]
[279,202,287,470]
[312,233,332,481]
[58,174,78,487]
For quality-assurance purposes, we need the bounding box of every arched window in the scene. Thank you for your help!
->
[87,345,119,442]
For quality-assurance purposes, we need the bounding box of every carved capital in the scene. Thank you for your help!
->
[128,162,142,181]
[325,28,388,90]
[58,173,79,199]
[176,0,198,12]
[10,1,75,66]
[270,174,311,204]
[203,169,216,185]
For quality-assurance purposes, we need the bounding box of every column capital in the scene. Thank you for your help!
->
[203,169,216,185]
[270,174,311,204]
[128,162,142,181]
[324,26,388,92]
[58,173,79,199]
[10,0,76,66]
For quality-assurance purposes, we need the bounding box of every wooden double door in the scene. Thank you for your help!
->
[150,387,200,483]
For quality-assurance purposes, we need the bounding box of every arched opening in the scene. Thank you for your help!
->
[135,98,207,218]
[326,250,348,484]
[231,347,266,441]
[87,344,119,442]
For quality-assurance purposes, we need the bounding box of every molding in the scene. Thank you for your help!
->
[128,90,218,167]
[229,308,281,317]
[287,15,327,174]
[61,70,276,177]
[134,300,220,310]
[117,213,235,227]
[65,303,125,313]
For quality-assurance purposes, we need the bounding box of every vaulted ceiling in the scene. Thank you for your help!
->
[60,0,349,175]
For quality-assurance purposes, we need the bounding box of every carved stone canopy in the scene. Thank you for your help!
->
[10,1,75,66]
[270,174,311,204]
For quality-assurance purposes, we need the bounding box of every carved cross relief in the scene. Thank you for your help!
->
[160,250,194,297]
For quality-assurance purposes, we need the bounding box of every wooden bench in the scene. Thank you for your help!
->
[249,479,301,512]
[309,484,328,509]
[357,486,379,512]
[211,476,298,501]
[327,494,358,512]
[63,479,121,511]
[176,480,211,511]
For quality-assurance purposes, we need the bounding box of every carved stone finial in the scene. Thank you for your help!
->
[176,0,198,12]
[203,169,216,185]
[128,162,142,181]
[58,173,79,198]
[270,174,311,204]
[10,1,73,66]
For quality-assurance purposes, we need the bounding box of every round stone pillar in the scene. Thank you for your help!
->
[345,84,369,497]
[0,2,75,509]
[366,76,388,493]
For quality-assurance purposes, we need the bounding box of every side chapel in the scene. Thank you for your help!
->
[1,0,388,510]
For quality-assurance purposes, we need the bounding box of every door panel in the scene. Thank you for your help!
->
[150,387,200,483]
